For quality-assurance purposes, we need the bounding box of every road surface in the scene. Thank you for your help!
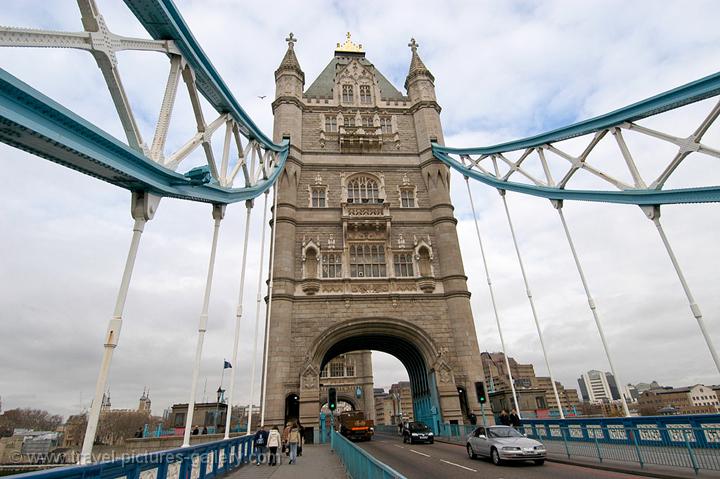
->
[357,433,648,479]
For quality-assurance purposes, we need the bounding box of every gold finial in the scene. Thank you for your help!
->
[335,31,364,53]
[408,38,418,53]
[286,32,297,49]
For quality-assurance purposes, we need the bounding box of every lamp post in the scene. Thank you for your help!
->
[215,387,225,434]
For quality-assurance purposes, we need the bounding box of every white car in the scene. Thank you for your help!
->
[466,425,546,466]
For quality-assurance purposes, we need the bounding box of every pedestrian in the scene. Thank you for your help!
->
[192,425,199,435]
[287,422,301,465]
[134,426,143,438]
[253,424,268,466]
[296,419,304,456]
[509,409,521,429]
[282,422,292,456]
[267,426,281,466]
[499,409,510,426]
[201,426,208,435]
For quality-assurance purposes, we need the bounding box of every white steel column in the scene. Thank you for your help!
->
[499,191,564,419]
[224,201,254,439]
[260,186,279,426]
[182,204,226,447]
[465,179,521,417]
[643,205,720,375]
[80,191,160,464]
[246,191,270,434]
[555,201,630,416]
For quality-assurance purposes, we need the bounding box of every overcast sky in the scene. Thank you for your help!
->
[1,0,719,419]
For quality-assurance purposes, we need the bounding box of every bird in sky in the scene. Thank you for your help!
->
[258,95,267,99]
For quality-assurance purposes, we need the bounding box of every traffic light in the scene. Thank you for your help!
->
[328,388,337,411]
[475,381,487,404]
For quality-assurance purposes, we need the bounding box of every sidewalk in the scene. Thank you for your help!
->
[224,445,347,479]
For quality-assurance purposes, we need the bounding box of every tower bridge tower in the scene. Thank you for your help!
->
[264,33,490,439]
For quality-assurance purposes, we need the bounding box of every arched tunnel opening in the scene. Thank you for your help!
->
[320,333,441,433]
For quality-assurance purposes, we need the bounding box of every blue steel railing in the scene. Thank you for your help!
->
[520,425,720,473]
[330,429,406,479]
[7,436,254,479]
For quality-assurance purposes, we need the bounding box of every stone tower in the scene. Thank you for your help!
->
[263,33,490,440]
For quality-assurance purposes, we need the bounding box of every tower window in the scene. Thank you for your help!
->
[362,116,373,128]
[350,244,386,278]
[380,117,392,134]
[344,116,354,128]
[394,253,414,277]
[360,85,372,104]
[400,188,415,208]
[311,186,326,208]
[342,85,354,104]
[322,253,342,278]
[347,176,380,203]
[325,117,337,132]
[330,360,345,377]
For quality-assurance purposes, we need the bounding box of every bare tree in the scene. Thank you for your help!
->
[0,408,63,433]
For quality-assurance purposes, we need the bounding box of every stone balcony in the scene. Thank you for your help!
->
[338,125,383,150]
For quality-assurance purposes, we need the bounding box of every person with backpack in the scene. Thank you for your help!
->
[253,424,268,466]
[287,422,301,465]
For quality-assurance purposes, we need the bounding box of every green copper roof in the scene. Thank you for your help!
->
[304,54,406,100]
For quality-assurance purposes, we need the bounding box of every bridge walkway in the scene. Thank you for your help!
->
[227,444,345,479]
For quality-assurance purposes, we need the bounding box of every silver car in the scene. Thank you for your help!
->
[466,425,546,466]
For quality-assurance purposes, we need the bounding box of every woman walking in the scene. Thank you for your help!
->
[287,422,301,464]
[267,426,281,466]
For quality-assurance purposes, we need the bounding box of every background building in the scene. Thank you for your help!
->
[638,384,720,416]
[578,370,617,403]
[481,352,580,416]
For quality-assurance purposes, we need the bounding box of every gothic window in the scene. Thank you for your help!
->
[325,116,337,132]
[359,85,372,104]
[320,368,327,378]
[330,360,345,377]
[347,176,380,203]
[400,188,415,208]
[394,253,414,277]
[305,248,319,278]
[322,252,342,278]
[344,116,354,128]
[380,117,392,134]
[311,186,326,208]
[418,246,432,277]
[362,116,373,128]
[350,244,386,278]
[342,84,354,104]
[346,361,355,376]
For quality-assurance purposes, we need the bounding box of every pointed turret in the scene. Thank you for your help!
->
[275,33,304,83]
[273,32,304,144]
[405,38,435,91]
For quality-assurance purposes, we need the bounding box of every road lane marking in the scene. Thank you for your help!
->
[409,449,431,457]
[440,459,477,472]
[393,445,405,449]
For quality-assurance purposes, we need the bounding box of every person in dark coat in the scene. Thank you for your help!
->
[499,410,511,426]
[509,409,521,428]
[253,425,269,465]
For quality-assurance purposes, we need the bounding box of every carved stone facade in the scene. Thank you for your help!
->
[262,35,491,439]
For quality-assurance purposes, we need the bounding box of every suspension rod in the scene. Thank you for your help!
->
[247,191,270,434]
[555,202,630,416]
[182,204,225,447]
[499,191,564,419]
[260,185,279,425]
[644,206,720,375]
[80,192,159,463]
[224,201,254,439]
[465,179,521,418]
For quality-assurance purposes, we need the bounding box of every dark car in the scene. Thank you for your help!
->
[402,421,434,444]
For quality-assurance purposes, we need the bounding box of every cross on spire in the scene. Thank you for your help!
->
[286,32,297,49]
[408,38,419,53]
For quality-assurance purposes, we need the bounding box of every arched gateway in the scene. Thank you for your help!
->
[261,34,491,440]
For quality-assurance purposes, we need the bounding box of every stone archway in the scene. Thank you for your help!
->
[296,317,464,432]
